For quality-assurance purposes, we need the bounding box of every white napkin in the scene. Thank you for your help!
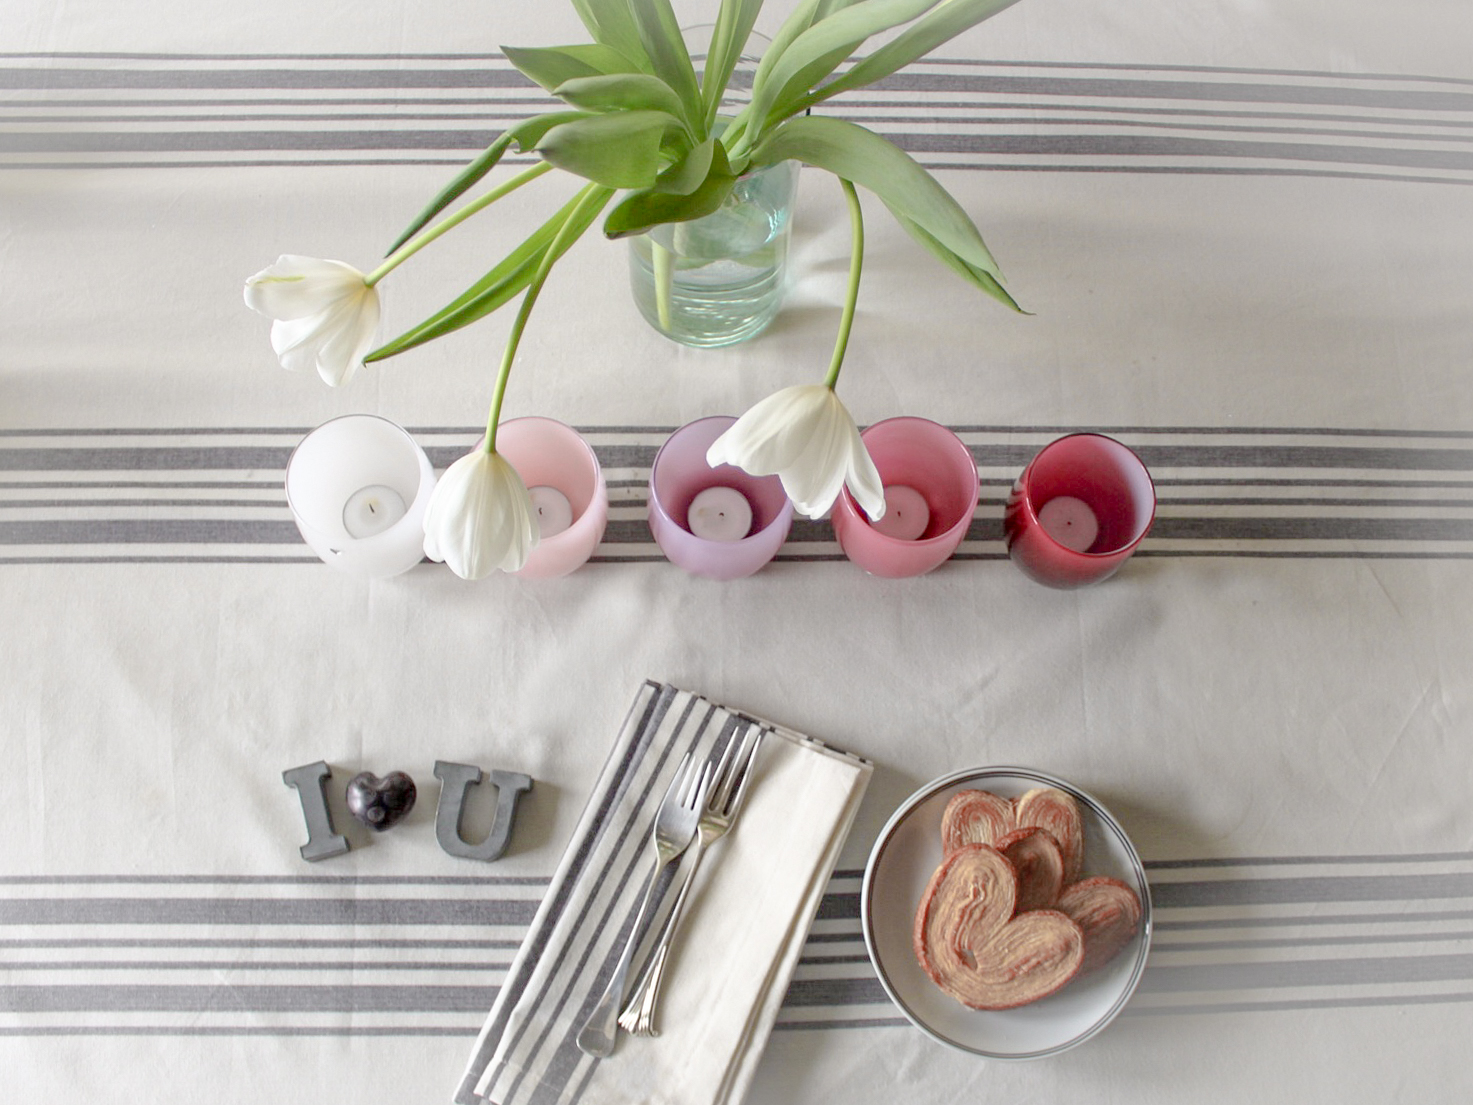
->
[455,681,872,1105]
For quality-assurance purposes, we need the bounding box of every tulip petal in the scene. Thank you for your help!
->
[707,385,826,474]
[709,383,887,522]
[312,290,381,387]
[245,255,365,320]
[422,449,540,580]
[845,430,888,522]
[245,254,380,386]
[780,401,846,515]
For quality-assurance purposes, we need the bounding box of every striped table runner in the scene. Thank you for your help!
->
[1,426,1470,564]
[4,852,1470,1037]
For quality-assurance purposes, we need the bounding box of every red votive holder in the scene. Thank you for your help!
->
[1003,433,1155,589]
[830,417,979,578]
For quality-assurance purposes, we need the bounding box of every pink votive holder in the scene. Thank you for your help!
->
[830,417,979,578]
[1003,433,1155,589]
[493,417,608,579]
[648,416,794,580]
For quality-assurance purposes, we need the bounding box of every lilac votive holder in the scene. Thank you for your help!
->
[1003,433,1155,589]
[648,416,794,580]
[830,417,980,578]
[493,417,608,579]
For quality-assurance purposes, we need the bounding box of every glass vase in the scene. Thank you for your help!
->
[628,161,799,348]
[627,26,799,348]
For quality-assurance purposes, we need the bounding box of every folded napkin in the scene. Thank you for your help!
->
[455,681,872,1105]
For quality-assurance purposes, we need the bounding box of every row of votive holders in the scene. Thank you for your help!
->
[285,415,1155,588]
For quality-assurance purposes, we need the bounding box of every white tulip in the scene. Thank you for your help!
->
[422,448,540,579]
[707,384,886,521]
[244,255,381,387]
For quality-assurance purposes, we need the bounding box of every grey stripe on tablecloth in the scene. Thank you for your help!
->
[4,56,1472,181]
[5,854,1473,1035]
[2,426,1473,563]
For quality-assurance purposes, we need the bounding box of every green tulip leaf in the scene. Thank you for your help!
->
[506,110,596,151]
[802,0,1026,111]
[885,205,1025,312]
[750,114,1009,288]
[534,110,681,188]
[700,0,767,128]
[627,0,703,126]
[385,131,511,256]
[748,0,940,132]
[757,0,830,73]
[502,43,646,93]
[366,187,614,361]
[569,0,650,66]
[553,73,690,123]
[603,168,738,239]
[651,137,722,195]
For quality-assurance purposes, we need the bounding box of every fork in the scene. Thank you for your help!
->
[576,751,713,1058]
[618,726,763,1037]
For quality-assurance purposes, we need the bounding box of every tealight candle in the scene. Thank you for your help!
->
[870,485,930,541]
[342,484,408,539]
[686,486,753,543]
[528,484,573,538]
[1037,495,1098,553]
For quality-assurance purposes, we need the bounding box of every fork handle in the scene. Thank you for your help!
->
[621,842,707,1035]
[576,857,678,1057]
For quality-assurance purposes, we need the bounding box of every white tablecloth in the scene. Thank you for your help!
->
[4,2,1472,1102]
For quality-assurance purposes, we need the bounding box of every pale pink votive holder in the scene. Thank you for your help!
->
[1003,433,1156,589]
[493,417,608,579]
[829,417,980,578]
[648,416,794,580]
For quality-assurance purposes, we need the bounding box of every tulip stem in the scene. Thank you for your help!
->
[824,178,863,390]
[364,161,555,287]
[484,183,612,454]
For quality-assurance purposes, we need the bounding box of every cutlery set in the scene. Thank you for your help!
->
[577,727,763,1057]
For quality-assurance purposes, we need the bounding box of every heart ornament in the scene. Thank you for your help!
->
[345,770,418,831]
[912,843,1085,1010]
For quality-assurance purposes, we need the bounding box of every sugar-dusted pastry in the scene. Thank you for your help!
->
[1057,877,1143,975]
[996,827,1066,912]
[1014,787,1085,883]
[939,789,1014,855]
[912,843,1084,1010]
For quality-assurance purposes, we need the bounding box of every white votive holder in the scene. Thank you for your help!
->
[285,415,434,580]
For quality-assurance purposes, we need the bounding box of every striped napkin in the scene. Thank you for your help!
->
[455,681,872,1105]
